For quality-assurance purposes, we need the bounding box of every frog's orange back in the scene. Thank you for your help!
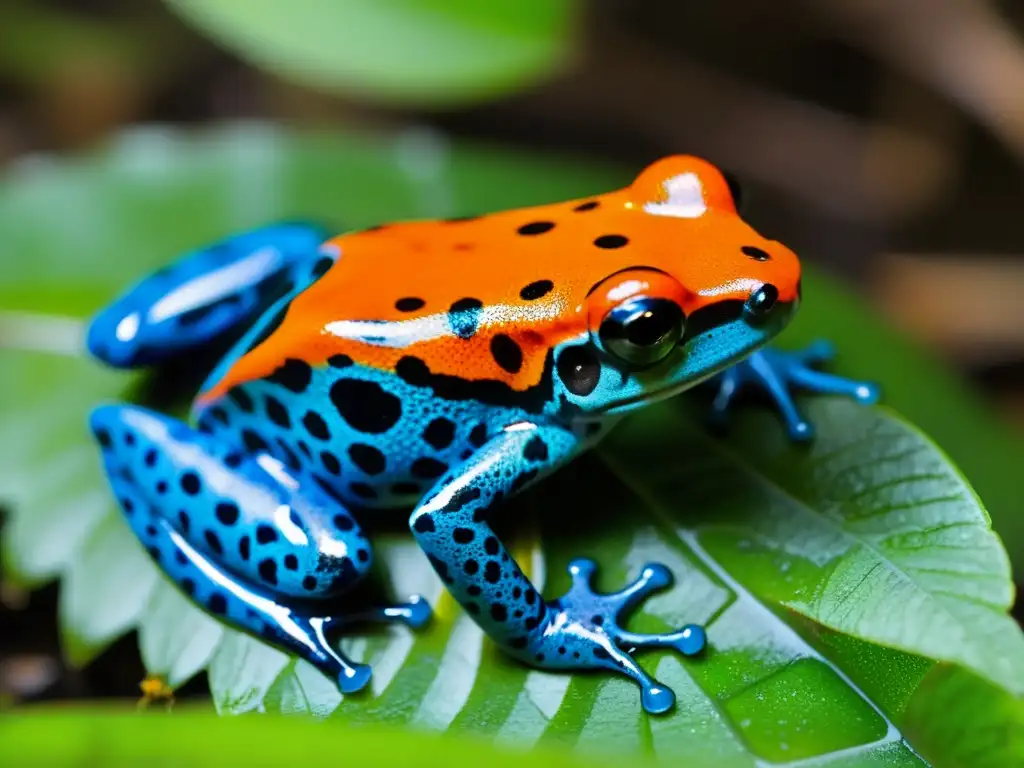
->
[200,156,801,403]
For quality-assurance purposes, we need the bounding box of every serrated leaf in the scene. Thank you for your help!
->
[164,0,578,107]
[1,124,1022,766]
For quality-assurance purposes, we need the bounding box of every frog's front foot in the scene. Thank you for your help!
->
[710,341,881,441]
[530,558,706,715]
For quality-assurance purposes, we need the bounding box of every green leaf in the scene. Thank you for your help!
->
[1,124,1022,766]
[164,0,578,107]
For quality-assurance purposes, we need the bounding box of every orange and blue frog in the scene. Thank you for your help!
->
[86,156,878,714]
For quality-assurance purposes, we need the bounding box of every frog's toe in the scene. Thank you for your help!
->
[789,365,881,405]
[395,595,432,629]
[530,559,705,714]
[338,663,373,694]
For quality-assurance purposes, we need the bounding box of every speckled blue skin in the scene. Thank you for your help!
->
[86,223,879,714]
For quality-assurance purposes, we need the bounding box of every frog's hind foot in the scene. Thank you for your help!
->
[85,221,330,370]
[324,594,433,633]
[709,343,881,441]
[526,559,706,715]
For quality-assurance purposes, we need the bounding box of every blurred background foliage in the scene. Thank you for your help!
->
[1,0,1023,731]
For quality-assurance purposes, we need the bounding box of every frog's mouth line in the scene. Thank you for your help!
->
[589,298,796,417]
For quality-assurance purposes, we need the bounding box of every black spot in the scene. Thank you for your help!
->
[491,603,508,621]
[465,602,480,615]
[484,561,501,583]
[302,411,330,440]
[320,450,341,475]
[302,575,318,591]
[519,280,553,300]
[144,449,157,467]
[311,256,334,278]
[333,514,355,531]
[574,200,599,212]
[95,427,112,448]
[593,648,610,660]
[423,418,455,450]
[594,234,628,249]
[484,536,500,555]
[276,439,301,471]
[204,530,223,556]
[524,616,540,631]
[256,525,278,544]
[227,388,254,413]
[523,436,548,463]
[350,482,377,499]
[264,396,291,428]
[175,550,188,566]
[741,245,772,261]
[215,502,239,526]
[239,536,251,561]
[349,443,386,475]
[510,636,528,650]
[330,379,402,433]
[395,352,555,415]
[557,345,600,396]
[209,407,230,426]
[224,452,243,468]
[464,559,479,575]
[178,510,190,534]
[395,297,425,312]
[123,498,135,514]
[412,514,435,534]
[124,432,135,446]
[284,554,299,571]
[297,441,311,458]
[258,559,278,585]
[328,354,353,368]
[411,457,447,479]
[525,588,536,605]
[180,472,201,495]
[453,527,474,544]
[242,429,270,454]
[535,653,544,662]
[469,424,488,447]
[393,481,420,495]
[490,334,523,374]
[448,298,483,339]
[357,548,370,563]
[208,593,227,615]
[144,524,156,537]
[558,646,566,655]
[592,615,604,626]
[517,221,555,236]
[266,358,312,393]
[442,486,481,513]
[180,578,196,596]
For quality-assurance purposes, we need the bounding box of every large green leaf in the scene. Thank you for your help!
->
[164,0,578,107]
[1,125,1022,766]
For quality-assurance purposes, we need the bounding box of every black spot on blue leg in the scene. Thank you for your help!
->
[266,358,312,393]
[523,436,548,462]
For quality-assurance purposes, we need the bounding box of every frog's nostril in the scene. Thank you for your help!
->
[741,245,771,262]
[745,283,778,320]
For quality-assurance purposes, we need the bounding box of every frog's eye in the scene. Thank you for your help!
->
[597,297,685,368]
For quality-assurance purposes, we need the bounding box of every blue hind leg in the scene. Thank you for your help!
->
[89,404,430,694]
[86,221,333,369]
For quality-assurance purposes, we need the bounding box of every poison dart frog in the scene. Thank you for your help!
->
[85,156,879,714]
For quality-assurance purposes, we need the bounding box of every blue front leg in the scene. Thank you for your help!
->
[86,221,331,369]
[709,341,880,440]
[409,423,706,715]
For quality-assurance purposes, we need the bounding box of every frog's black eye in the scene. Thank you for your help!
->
[745,283,778,321]
[723,170,744,212]
[598,297,685,368]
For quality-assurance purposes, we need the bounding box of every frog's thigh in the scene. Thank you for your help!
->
[409,423,579,651]
[89,403,378,692]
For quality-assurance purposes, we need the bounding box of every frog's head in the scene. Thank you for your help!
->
[552,155,801,418]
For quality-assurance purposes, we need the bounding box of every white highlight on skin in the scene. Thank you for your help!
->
[643,173,708,219]
[698,278,764,298]
[274,504,309,547]
[323,300,566,348]
[148,246,282,323]
[257,454,299,491]
[115,312,140,342]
